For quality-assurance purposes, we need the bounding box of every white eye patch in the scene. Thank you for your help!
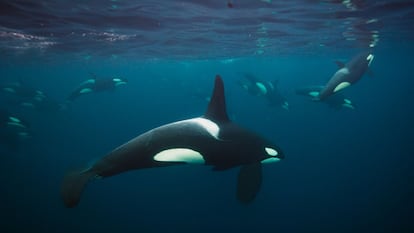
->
[265,147,278,156]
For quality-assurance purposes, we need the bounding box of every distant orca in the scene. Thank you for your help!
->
[237,73,289,110]
[1,82,47,108]
[1,82,45,99]
[1,82,64,112]
[318,52,374,100]
[296,85,355,109]
[264,80,289,110]
[238,73,268,97]
[0,109,30,150]
[61,75,284,208]
[67,76,127,102]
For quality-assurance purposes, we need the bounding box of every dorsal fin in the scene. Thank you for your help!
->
[204,75,230,123]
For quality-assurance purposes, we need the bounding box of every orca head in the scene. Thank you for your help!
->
[359,52,374,68]
[205,75,284,165]
[348,51,374,72]
[260,143,285,164]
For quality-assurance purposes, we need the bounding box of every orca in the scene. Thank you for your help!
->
[1,82,64,112]
[0,82,45,100]
[318,51,374,100]
[237,73,289,110]
[1,82,46,106]
[67,76,128,102]
[237,73,269,96]
[61,75,284,208]
[0,109,30,150]
[263,80,289,110]
[296,85,355,110]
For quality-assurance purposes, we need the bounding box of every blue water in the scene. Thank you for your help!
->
[1,1,414,233]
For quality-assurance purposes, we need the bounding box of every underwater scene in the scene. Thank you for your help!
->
[1,1,414,233]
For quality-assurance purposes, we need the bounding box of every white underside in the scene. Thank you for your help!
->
[8,116,21,123]
[342,103,355,109]
[21,102,35,108]
[261,157,280,164]
[3,87,15,93]
[80,79,95,86]
[333,82,351,93]
[309,91,319,97]
[80,88,93,94]
[115,82,127,86]
[7,122,26,128]
[154,148,205,164]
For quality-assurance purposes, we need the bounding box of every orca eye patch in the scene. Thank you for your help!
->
[265,147,278,156]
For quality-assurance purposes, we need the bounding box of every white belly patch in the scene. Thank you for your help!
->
[154,148,205,164]
[333,82,351,93]
[80,88,93,94]
[261,157,281,164]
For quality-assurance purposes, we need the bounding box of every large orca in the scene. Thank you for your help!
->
[67,76,128,102]
[318,51,374,100]
[61,75,284,208]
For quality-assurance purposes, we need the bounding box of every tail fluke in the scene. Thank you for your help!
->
[61,168,96,208]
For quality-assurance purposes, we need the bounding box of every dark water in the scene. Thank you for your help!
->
[1,1,414,233]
